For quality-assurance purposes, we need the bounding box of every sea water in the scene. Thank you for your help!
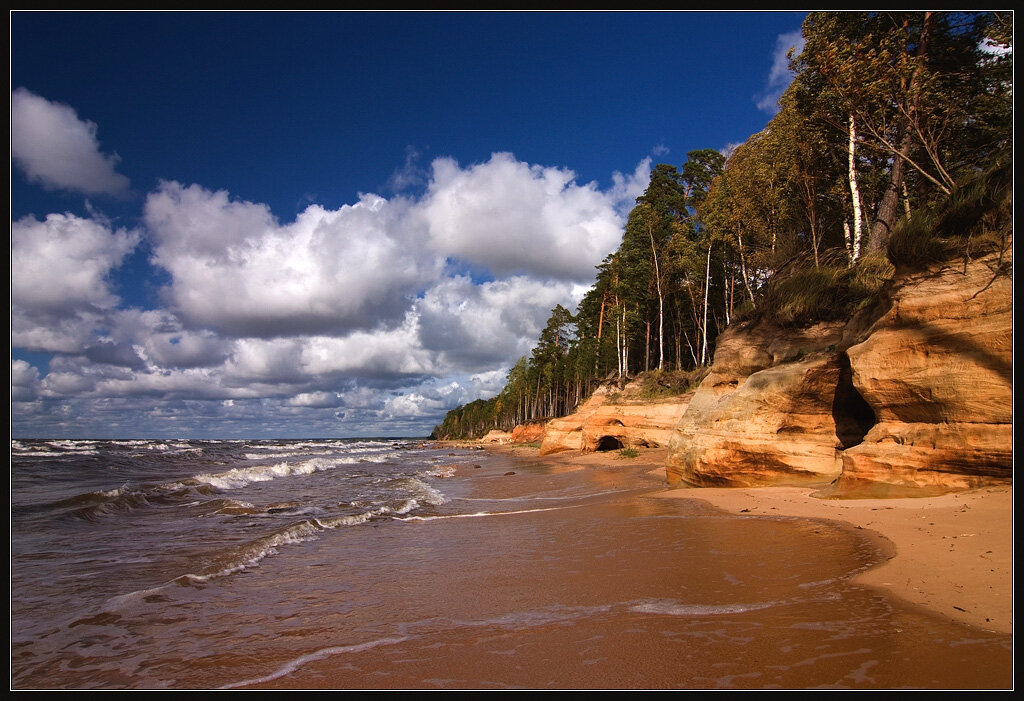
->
[10,439,1012,689]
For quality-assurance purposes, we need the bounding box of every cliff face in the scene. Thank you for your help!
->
[667,251,1012,496]
[539,380,691,456]
[834,252,1013,495]
[665,321,848,487]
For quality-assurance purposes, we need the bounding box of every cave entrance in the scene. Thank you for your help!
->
[832,352,876,449]
[595,435,625,451]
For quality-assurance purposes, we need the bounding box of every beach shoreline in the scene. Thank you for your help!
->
[472,442,1013,636]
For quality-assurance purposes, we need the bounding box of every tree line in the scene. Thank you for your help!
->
[433,11,1012,441]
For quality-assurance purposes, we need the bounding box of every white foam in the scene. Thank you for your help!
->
[221,636,413,689]
[419,464,456,479]
[97,483,130,499]
[628,598,780,617]
[396,505,575,522]
[191,456,349,490]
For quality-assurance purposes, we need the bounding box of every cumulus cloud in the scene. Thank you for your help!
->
[607,157,652,212]
[416,275,578,371]
[145,182,441,337]
[10,87,131,196]
[111,309,232,369]
[11,212,139,353]
[419,153,626,281]
[11,360,43,403]
[755,30,805,114]
[286,391,341,408]
[12,213,138,314]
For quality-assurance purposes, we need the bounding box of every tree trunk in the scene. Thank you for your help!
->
[847,113,864,263]
[736,225,756,307]
[867,12,933,256]
[700,243,712,366]
[646,220,665,371]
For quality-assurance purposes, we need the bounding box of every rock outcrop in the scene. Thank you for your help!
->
[666,321,848,487]
[833,253,1013,495]
[481,430,514,444]
[509,421,547,444]
[540,380,691,456]
[666,251,1013,496]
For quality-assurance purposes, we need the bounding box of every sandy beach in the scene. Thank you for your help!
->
[491,444,1012,637]
[658,481,1013,636]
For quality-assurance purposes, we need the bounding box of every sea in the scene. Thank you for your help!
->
[9,438,1013,689]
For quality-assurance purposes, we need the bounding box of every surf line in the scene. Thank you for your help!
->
[393,503,588,522]
[220,636,414,689]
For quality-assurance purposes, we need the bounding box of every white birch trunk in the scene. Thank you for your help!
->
[848,114,864,263]
[700,243,711,366]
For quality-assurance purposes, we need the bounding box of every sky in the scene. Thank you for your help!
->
[10,10,808,439]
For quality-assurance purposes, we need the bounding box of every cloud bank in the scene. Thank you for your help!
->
[13,143,651,437]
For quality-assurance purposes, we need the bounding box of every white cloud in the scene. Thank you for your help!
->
[607,157,652,212]
[300,315,436,379]
[145,182,442,337]
[11,213,138,314]
[112,309,232,369]
[418,153,626,281]
[11,212,139,353]
[11,360,42,403]
[10,87,130,195]
[416,275,577,371]
[756,30,805,114]
[286,391,341,408]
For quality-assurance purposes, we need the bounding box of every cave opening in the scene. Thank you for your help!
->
[595,435,625,451]
[832,352,876,449]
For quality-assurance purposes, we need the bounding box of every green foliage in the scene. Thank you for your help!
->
[619,448,640,459]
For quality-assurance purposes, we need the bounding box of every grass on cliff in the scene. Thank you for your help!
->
[887,160,1012,272]
[740,162,1012,331]
[742,248,893,329]
[630,368,707,400]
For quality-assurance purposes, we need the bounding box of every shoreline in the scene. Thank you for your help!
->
[473,442,1012,636]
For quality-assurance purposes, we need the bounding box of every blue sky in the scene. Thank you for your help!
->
[11,10,807,438]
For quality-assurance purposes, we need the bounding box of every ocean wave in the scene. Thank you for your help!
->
[387,477,448,509]
[52,483,157,520]
[188,457,352,490]
[418,464,456,479]
[101,508,394,613]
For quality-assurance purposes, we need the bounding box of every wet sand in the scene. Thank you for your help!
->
[505,444,1013,636]
[243,444,1012,690]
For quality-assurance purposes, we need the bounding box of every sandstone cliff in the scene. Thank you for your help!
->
[835,252,1013,495]
[667,251,1012,496]
[539,379,692,456]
